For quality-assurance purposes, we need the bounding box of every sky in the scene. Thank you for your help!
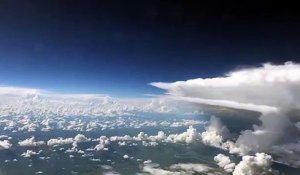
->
[0,0,300,97]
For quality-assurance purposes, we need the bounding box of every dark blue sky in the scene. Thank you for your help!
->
[0,0,300,96]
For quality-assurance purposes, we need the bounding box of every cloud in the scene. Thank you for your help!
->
[0,140,12,149]
[214,153,276,175]
[150,61,300,111]
[214,154,235,173]
[94,136,110,151]
[18,137,45,147]
[47,137,74,146]
[151,62,300,167]
[0,86,42,96]
[141,162,216,175]
[233,153,274,175]
[21,150,41,158]
[201,116,229,147]
[166,126,201,144]
[169,163,213,173]
[0,86,191,117]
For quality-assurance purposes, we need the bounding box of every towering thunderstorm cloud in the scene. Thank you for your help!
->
[151,62,300,167]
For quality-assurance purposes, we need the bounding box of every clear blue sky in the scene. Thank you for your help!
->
[0,0,299,97]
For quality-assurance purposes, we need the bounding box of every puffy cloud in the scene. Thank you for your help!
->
[74,134,91,143]
[105,120,228,147]
[73,134,91,147]
[201,116,228,147]
[214,153,275,175]
[214,154,235,173]
[0,86,191,118]
[69,134,90,149]
[21,150,41,158]
[232,153,274,175]
[166,126,201,144]
[18,137,45,147]
[123,154,129,159]
[47,134,92,149]
[94,136,110,151]
[151,62,300,167]
[47,137,73,146]
[0,140,12,149]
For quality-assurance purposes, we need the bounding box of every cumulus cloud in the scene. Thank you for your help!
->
[166,126,201,144]
[233,153,274,175]
[21,150,41,158]
[201,116,228,147]
[47,137,74,146]
[18,137,45,147]
[0,86,191,117]
[214,153,275,175]
[214,154,236,173]
[94,136,110,151]
[0,140,12,149]
[100,118,227,148]
[151,62,300,167]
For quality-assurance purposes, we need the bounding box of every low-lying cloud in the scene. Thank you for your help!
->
[0,86,192,117]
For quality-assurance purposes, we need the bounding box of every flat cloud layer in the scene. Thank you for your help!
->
[0,86,192,117]
[150,61,300,111]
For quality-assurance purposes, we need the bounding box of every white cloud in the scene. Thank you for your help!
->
[151,62,300,167]
[142,163,181,175]
[201,116,228,147]
[0,140,12,149]
[18,137,45,147]
[166,126,201,144]
[170,163,213,174]
[0,86,190,118]
[94,136,110,151]
[0,86,42,96]
[74,134,91,143]
[214,153,275,175]
[21,150,41,158]
[214,154,235,173]
[233,153,274,175]
[123,154,129,159]
[141,162,215,175]
[151,62,300,111]
[47,137,73,146]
